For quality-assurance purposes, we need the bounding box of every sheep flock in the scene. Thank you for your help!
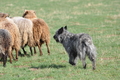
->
[0,10,50,67]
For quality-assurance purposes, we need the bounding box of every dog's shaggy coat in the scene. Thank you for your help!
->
[53,26,97,70]
[22,10,50,55]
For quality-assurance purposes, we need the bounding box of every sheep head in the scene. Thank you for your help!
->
[0,13,9,18]
[22,10,37,19]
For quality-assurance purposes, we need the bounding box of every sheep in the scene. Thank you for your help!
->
[0,29,12,67]
[0,13,21,62]
[12,17,35,55]
[22,10,50,56]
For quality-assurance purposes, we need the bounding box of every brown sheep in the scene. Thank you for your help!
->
[0,13,21,62]
[0,29,12,67]
[23,10,50,56]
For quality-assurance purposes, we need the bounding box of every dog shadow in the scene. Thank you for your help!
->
[30,64,66,69]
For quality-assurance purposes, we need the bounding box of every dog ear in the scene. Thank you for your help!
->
[64,26,67,30]
[58,27,63,34]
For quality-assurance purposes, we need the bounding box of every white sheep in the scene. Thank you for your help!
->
[12,17,34,55]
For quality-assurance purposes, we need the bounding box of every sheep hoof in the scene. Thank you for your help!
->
[10,61,12,64]
[24,52,28,55]
[18,53,25,57]
[30,52,33,56]
[93,67,96,70]
[26,54,31,57]
[83,64,87,69]
[3,65,6,67]
[48,53,50,55]
[40,54,43,56]
[15,59,18,61]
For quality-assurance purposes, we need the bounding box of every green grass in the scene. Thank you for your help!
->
[0,0,120,80]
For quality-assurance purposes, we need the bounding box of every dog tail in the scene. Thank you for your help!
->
[83,39,97,60]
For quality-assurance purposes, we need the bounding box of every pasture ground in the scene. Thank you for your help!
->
[0,0,120,80]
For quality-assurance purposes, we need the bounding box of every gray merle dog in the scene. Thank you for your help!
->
[53,26,97,70]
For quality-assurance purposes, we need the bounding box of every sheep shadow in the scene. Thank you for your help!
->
[30,64,66,69]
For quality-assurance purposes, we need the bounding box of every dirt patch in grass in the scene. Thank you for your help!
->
[29,68,39,71]
[85,3,104,7]
[105,34,119,38]
[33,76,54,80]
[70,22,87,26]
[0,73,5,76]
[100,57,118,60]
[14,65,29,68]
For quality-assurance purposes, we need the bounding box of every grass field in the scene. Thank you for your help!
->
[0,0,120,80]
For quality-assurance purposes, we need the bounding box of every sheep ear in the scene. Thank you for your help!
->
[58,27,63,34]
[25,10,27,12]
[64,26,67,30]
[23,10,28,17]
[1,13,8,18]
[24,10,29,13]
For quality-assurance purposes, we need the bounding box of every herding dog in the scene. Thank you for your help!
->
[53,26,97,70]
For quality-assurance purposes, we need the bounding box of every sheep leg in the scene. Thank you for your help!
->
[3,54,7,67]
[9,54,12,63]
[11,52,15,61]
[29,47,33,56]
[18,51,25,57]
[34,47,37,54]
[15,49,18,61]
[37,43,43,56]
[0,54,3,61]
[11,48,16,60]
[29,47,37,55]
[9,53,12,63]
[45,42,50,55]
[8,47,12,63]
[22,47,27,55]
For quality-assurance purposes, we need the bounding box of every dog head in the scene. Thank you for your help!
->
[54,26,78,66]
[22,10,37,19]
[53,26,67,43]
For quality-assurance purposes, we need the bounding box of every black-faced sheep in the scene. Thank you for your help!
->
[0,29,12,67]
[0,13,21,62]
[12,17,34,55]
[23,10,50,56]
